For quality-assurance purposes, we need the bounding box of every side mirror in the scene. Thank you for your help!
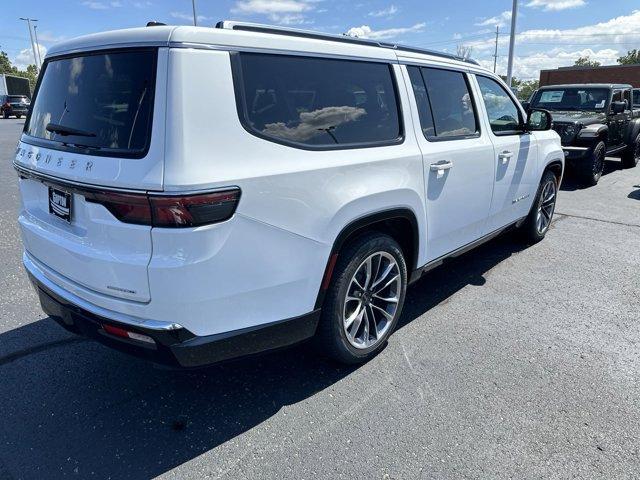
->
[520,101,530,111]
[526,108,552,131]
[612,101,626,114]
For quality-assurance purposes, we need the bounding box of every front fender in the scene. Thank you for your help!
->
[578,123,608,141]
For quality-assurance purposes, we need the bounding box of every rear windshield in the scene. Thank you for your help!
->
[8,96,28,103]
[25,49,156,157]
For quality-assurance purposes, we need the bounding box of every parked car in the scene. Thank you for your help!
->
[14,23,563,367]
[523,84,640,185]
[1,94,30,118]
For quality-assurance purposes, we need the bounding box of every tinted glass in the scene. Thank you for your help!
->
[421,68,477,138]
[612,90,622,102]
[407,66,435,138]
[476,76,522,134]
[26,49,156,155]
[8,95,28,103]
[531,88,609,111]
[236,53,401,147]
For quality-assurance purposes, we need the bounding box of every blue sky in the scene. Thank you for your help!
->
[2,0,640,79]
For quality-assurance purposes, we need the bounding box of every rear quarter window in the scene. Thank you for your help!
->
[25,48,157,158]
[232,53,403,149]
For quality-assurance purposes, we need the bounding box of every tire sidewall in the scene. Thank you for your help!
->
[324,234,408,362]
[588,141,606,184]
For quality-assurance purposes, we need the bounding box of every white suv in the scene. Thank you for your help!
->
[14,22,563,367]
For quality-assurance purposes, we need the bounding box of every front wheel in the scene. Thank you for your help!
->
[2,111,8,119]
[583,141,606,186]
[621,133,640,169]
[519,170,558,244]
[317,233,407,364]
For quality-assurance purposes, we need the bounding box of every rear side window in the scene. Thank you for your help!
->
[407,66,478,140]
[476,76,523,134]
[25,49,156,158]
[406,66,435,138]
[233,53,402,149]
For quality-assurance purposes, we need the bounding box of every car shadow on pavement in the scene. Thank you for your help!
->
[560,158,623,191]
[0,233,527,479]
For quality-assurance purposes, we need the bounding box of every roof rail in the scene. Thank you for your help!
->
[215,20,480,66]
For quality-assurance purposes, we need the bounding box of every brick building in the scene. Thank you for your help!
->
[539,64,640,87]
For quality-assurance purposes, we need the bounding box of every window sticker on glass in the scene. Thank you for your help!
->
[540,91,564,103]
[595,100,605,108]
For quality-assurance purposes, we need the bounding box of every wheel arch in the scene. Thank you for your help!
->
[314,208,420,310]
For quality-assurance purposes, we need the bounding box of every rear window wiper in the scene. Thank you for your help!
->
[46,123,96,138]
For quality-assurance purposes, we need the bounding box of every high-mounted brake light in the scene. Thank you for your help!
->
[84,189,240,228]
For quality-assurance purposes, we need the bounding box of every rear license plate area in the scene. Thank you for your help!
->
[48,186,72,223]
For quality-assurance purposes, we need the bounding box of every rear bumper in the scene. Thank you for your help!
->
[28,270,320,368]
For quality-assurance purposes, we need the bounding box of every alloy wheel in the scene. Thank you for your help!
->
[343,251,401,349]
[536,179,557,235]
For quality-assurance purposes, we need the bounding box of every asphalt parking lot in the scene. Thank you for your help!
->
[0,117,639,479]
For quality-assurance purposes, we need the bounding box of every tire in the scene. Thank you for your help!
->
[519,170,558,244]
[582,141,606,186]
[317,232,407,364]
[2,111,8,119]
[621,133,640,169]
[15,114,21,119]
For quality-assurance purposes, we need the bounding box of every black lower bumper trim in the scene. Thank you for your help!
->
[30,275,321,368]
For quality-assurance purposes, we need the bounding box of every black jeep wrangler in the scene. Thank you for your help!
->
[524,84,640,186]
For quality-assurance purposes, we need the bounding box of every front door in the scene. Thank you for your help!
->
[472,75,539,232]
[404,65,495,262]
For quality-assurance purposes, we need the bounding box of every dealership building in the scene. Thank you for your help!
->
[539,64,640,87]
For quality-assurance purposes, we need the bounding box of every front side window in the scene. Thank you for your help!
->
[476,76,522,134]
[633,90,640,107]
[25,49,156,157]
[234,53,402,148]
[420,67,478,139]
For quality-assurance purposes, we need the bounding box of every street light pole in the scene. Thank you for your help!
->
[506,0,518,88]
[33,24,42,68]
[19,17,39,73]
[191,0,197,26]
[493,25,499,73]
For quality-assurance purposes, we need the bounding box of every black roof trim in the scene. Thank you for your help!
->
[215,22,480,66]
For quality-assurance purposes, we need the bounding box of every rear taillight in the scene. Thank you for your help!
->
[84,189,240,227]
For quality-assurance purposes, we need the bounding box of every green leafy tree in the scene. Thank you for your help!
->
[617,49,640,65]
[0,50,38,93]
[574,56,601,67]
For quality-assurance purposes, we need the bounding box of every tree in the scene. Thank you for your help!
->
[574,56,601,67]
[617,49,640,65]
[0,50,37,93]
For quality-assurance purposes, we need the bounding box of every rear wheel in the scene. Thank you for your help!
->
[621,133,640,169]
[519,170,558,244]
[317,233,407,364]
[583,141,606,186]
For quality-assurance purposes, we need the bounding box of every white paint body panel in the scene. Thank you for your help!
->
[16,25,563,338]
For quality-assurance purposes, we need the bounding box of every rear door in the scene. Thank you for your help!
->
[472,74,539,232]
[16,47,167,302]
[405,65,495,262]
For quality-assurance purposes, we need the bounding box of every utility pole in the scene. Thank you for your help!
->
[33,24,42,68]
[191,0,197,26]
[19,17,39,73]
[493,25,499,73]
[506,0,518,88]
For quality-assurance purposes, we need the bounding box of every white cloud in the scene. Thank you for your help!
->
[13,44,47,70]
[468,10,640,52]
[170,11,211,23]
[525,0,586,11]
[345,23,426,40]
[232,0,320,24]
[133,0,152,7]
[34,31,66,43]
[476,11,512,28]
[479,47,619,79]
[81,0,122,9]
[368,5,398,18]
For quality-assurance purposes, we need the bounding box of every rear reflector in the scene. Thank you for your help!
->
[102,324,155,344]
[84,188,240,228]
